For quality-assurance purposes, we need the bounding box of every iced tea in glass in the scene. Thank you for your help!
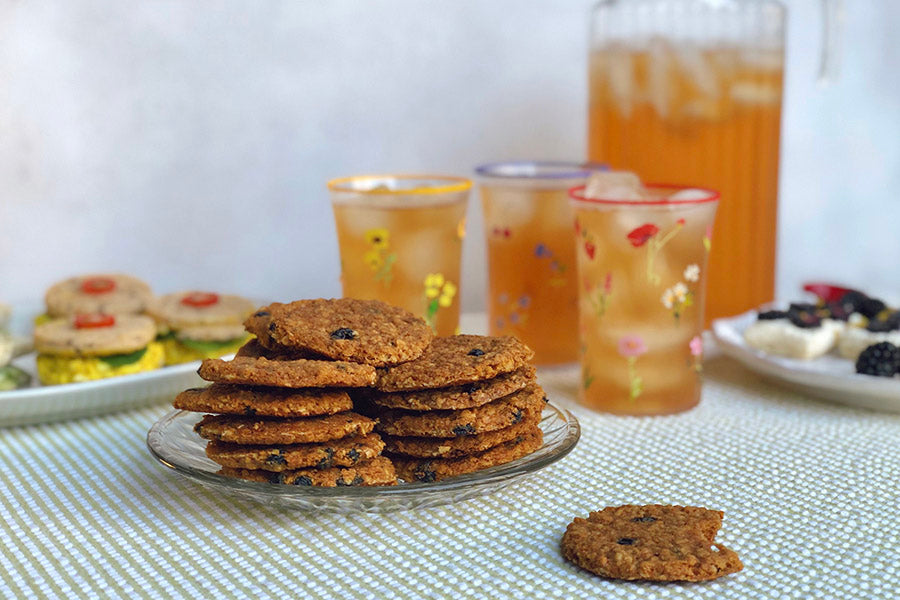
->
[588,0,785,323]
[329,175,470,337]
[570,177,718,415]
[476,161,605,365]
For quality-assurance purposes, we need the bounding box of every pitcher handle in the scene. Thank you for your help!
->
[818,0,843,84]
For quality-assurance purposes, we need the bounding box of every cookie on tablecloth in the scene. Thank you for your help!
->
[205,434,385,471]
[244,298,432,367]
[221,456,397,486]
[370,365,537,411]
[375,335,533,392]
[198,356,376,388]
[373,383,545,438]
[194,412,376,445]
[173,384,353,417]
[561,505,743,582]
[389,428,543,483]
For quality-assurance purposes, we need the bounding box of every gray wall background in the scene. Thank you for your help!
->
[2,1,898,309]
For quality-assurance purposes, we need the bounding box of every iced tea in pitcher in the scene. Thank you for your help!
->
[588,0,785,322]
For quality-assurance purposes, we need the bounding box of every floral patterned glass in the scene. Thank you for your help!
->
[329,175,470,337]
[569,184,719,415]
[476,162,606,366]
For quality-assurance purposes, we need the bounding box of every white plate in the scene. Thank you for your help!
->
[713,310,900,412]
[0,354,204,427]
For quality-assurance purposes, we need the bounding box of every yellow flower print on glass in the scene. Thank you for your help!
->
[365,228,390,249]
[424,273,456,331]
[364,249,383,270]
[439,281,457,308]
[364,228,397,283]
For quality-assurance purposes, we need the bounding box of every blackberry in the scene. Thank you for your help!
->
[886,311,900,328]
[758,310,788,321]
[838,290,869,314]
[858,297,887,319]
[866,317,900,333]
[789,302,818,313]
[855,342,900,378]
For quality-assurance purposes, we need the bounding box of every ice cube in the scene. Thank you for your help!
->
[647,37,673,119]
[730,82,781,105]
[604,48,634,117]
[393,229,454,286]
[584,171,643,201]
[487,191,538,227]
[674,45,719,99]
[668,188,712,202]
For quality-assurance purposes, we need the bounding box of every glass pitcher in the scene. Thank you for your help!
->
[588,0,841,323]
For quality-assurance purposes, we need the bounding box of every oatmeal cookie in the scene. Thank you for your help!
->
[381,410,541,458]
[235,338,320,361]
[370,365,537,411]
[173,384,353,417]
[374,383,545,438]
[389,428,543,482]
[194,412,375,445]
[198,356,376,388]
[561,505,743,582]
[375,335,533,392]
[205,433,385,471]
[244,298,433,367]
[221,456,397,486]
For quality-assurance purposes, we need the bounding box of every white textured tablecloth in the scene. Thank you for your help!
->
[1,356,899,599]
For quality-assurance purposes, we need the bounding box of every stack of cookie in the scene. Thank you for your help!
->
[367,334,546,483]
[173,298,435,487]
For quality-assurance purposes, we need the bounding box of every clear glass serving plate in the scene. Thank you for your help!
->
[147,402,580,514]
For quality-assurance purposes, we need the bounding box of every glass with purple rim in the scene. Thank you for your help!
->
[475,161,606,366]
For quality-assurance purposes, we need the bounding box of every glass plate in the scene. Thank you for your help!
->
[147,402,580,514]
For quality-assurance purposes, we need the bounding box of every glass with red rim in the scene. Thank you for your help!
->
[569,183,719,415]
[475,161,606,366]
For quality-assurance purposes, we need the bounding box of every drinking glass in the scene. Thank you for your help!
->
[475,161,605,365]
[329,175,471,336]
[570,183,719,415]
